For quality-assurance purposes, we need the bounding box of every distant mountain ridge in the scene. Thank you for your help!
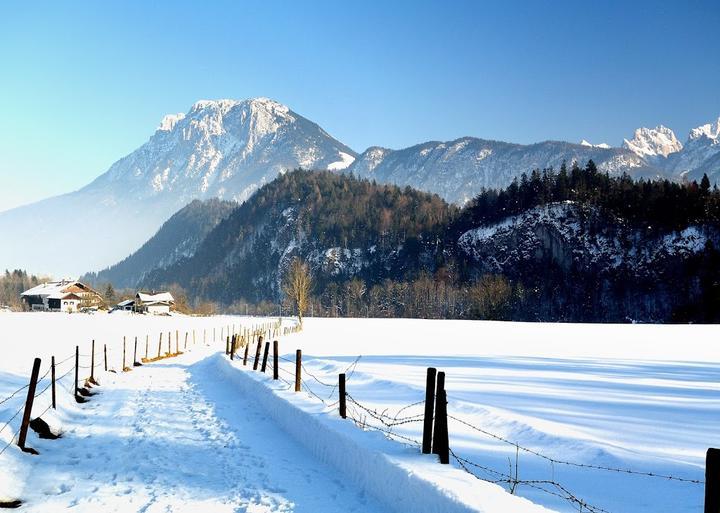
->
[345,138,651,204]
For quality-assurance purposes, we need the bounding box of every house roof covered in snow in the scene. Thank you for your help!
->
[136,292,174,304]
[117,299,135,307]
[21,280,93,298]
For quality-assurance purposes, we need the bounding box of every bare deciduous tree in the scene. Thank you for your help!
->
[283,257,312,325]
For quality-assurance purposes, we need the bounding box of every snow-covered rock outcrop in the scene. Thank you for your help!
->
[458,201,714,278]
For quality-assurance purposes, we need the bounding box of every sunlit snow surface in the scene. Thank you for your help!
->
[0,313,718,512]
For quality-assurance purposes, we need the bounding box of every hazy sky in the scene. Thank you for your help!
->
[0,0,718,211]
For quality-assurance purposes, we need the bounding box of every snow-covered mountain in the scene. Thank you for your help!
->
[345,138,651,204]
[622,125,683,160]
[0,98,356,276]
[2,95,718,277]
[621,119,720,182]
[664,117,720,181]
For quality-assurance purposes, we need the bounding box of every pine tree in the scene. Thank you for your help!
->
[701,173,711,193]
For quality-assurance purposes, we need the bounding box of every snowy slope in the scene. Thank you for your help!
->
[0,98,356,276]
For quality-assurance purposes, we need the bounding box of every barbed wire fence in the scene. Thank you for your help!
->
[249,342,712,513]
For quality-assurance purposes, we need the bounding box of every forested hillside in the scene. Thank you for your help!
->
[144,170,454,303]
[125,167,720,322]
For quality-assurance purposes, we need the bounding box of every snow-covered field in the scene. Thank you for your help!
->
[1,313,718,513]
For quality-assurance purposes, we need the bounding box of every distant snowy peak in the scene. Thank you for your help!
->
[689,117,720,142]
[622,125,682,159]
[580,139,611,149]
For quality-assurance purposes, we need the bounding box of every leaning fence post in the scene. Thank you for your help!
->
[260,341,270,373]
[184,332,188,350]
[51,356,56,410]
[133,336,138,366]
[17,357,41,453]
[706,448,720,513]
[230,335,236,361]
[243,338,250,366]
[273,340,279,380]
[422,367,437,454]
[226,335,230,356]
[122,336,127,370]
[432,371,449,464]
[104,344,107,372]
[158,332,163,358]
[145,335,149,360]
[295,349,302,392]
[253,336,263,371]
[339,373,347,419]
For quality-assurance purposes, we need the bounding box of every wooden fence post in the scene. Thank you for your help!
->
[175,330,179,354]
[158,332,163,358]
[167,331,171,355]
[17,358,41,453]
[243,338,250,366]
[51,356,56,410]
[230,335,236,361]
[104,344,107,371]
[253,336,263,371]
[339,373,346,419]
[145,335,149,360]
[90,339,96,384]
[432,371,449,464]
[706,448,720,513]
[295,349,302,392]
[74,346,80,402]
[185,332,188,350]
[261,342,270,373]
[134,336,142,366]
[273,340,279,380]
[422,367,437,454]
[226,335,230,355]
[122,337,126,370]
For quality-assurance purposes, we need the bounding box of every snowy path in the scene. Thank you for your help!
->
[19,349,387,513]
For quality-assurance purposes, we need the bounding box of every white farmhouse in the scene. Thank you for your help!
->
[21,280,103,312]
[135,292,174,315]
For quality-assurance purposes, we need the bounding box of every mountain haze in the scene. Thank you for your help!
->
[0,98,356,276]
[83,198,237,289]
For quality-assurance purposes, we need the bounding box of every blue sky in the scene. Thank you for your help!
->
[0,0,718,211]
